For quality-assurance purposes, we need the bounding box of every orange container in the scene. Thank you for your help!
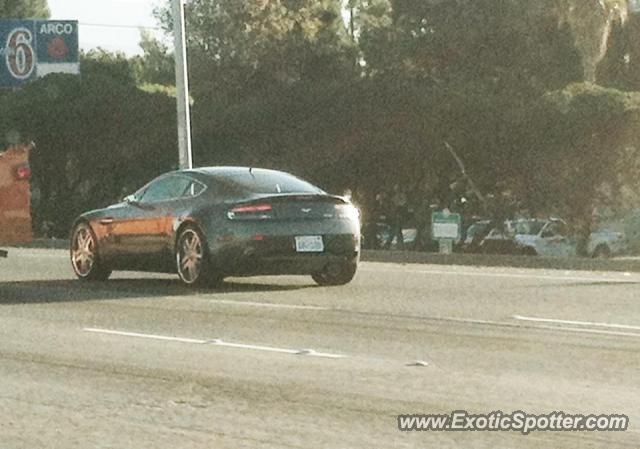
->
[0,145,33,245]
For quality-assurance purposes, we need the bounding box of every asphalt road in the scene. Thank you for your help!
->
[1,248,639,448]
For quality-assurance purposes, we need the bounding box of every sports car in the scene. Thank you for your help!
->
[70,167,360,286]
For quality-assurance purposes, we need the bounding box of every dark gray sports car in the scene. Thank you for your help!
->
[70,167,360,287]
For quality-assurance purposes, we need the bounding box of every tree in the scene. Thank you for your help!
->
[514,83,640,254]
[358,0,582,92]
[0,0,50,18]
[554,0,628,83]
[156,0,356,101]
[0,50,178,236]
[597,11,640,91]
[132,31,175,87]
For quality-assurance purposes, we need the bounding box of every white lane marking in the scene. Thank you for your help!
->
[208,299,328,311]
[360,266,638,284]
[15,253,67,258]
[532,325,640,339]
[84,328,206,344]
[392,315,640,339]
[83,328,345,359]
[513,315,640,331]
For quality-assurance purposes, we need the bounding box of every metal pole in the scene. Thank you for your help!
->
[172,0,193,169]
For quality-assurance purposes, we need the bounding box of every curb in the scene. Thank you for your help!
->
[361,250,640,273]
[8,239,70,250]
[6,240,640,274]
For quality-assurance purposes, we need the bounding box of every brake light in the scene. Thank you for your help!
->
[335,204,360,221]
[15,165,31,181]
[227,203,273,220]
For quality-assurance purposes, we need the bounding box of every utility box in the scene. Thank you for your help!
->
[0,144,33,246]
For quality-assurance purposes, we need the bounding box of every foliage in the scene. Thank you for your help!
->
[155,0,357,103]
[131,31,175,87]
[0,0,50,18]
[553,0,628,82]
[0,51,177,236]
[4,0,640,244]
[514,82,640,253]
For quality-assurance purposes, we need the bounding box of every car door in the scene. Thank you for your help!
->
[104,175,194,269]
[536,221,574,257]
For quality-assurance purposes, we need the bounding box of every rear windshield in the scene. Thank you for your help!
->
[217,171,323,195]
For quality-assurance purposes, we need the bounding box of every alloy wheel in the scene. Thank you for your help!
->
[177,229,204,284]
[72,226,96,277]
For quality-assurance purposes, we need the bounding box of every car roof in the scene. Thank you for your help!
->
[183,167,290,178]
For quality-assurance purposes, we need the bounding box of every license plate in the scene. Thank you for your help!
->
[295,235,324,252]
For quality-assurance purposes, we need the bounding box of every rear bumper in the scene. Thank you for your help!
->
[210,233,359,276]
[222,253,358,276]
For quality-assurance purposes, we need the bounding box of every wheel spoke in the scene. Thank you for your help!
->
[182,237,192,253]
[187,263,196,281]
[188,236,198,252]
[76,232,86,250]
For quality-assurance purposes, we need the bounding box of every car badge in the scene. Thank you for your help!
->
[301,208,312,213]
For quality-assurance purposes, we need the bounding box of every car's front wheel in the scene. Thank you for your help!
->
[312,259,358,286]
[176,225,221,287]
[70,222,111,281]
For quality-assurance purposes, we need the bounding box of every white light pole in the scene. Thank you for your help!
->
[172,0,193,169]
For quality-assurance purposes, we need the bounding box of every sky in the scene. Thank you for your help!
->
[48,0,165,56]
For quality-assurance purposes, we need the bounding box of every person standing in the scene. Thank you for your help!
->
[386,184,408,250]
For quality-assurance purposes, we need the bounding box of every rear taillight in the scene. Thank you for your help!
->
[335,204,360,221]
[15,165,31,181]
[227,203,273,220]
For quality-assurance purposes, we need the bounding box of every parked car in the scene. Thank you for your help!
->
[479,227,537,256]
[70,167,361,287]
[510,218,626,258]
[462,219,492,253]
[375,224,417,249]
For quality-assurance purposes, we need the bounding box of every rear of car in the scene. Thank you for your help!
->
[199,168,361,283]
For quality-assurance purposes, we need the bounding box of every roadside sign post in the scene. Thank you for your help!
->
[432,210,462,255]
[172,0,193,170]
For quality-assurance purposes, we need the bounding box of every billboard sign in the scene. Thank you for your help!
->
[0,20,79,88]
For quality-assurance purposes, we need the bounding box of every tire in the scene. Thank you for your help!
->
[312,259,358,286]
[175,225,221,287]
[70,222,112,281]
[592,245,611,259]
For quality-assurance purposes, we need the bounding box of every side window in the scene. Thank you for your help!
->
[138,176,192,203]
[542,222,567,238]
[182,179,207,198]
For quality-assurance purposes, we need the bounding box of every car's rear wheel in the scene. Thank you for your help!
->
[312,259,358,286]
[70,222,111,281]
[176,225,221,287]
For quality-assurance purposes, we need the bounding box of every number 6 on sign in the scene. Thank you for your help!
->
[5,28,35,80]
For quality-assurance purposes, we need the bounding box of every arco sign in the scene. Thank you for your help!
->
[0,20,79,88]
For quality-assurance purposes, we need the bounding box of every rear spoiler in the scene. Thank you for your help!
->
[242,193,348,204]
